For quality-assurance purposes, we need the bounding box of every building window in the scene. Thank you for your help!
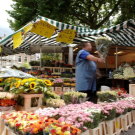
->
[18,56,22,63]
[30,57,33,61]
[24,56,27,62]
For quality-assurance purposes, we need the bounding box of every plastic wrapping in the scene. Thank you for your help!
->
[0,68,34,78]
[95,37,111,62]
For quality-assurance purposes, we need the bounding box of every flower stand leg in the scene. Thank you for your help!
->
[99,121,106,135]
[131,110,135,124]
[121,112,132,131]
[105,119,116,135]
[115,116,123,135]
[89,126,102,135]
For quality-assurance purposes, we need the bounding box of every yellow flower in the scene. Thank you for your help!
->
[16,81,21,89]
[33,128,38,134]
[10,83,13,89]
[30,82,36,90]
[21,79,27,86]
[44,80,51,86]
[0,78,3,83]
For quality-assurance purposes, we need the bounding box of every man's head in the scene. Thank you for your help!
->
[81,42,92,52]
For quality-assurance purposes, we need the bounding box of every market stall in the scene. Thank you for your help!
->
[0,15,135,135]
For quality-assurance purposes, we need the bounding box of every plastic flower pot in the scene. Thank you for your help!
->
[54,83,63,87]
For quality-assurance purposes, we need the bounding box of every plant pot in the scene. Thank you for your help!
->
[54,83,63,87]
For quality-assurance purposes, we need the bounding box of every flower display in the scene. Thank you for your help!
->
[0,92,16,106]
[43,118,81,135]
[9,78,51,94]
[44,80,52,86]
[46,98,66,108]
[63,91,87,104]
[97,90,117,102]
[70,78,76,83]
[123,67,135,79]
[2,111,81,135]
[53,78,64,87]
[43,91,60,106]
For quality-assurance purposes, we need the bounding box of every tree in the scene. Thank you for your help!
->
[7,0,135,31]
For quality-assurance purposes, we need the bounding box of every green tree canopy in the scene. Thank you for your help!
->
[7,0,135,31]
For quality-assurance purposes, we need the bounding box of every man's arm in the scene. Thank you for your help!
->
[86,55,103,62]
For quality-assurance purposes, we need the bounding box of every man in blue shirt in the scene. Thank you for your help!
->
[75,42,103,101]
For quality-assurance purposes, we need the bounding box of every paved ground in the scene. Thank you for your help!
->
[121,125,135,135]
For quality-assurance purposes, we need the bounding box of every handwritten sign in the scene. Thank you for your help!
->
[56,29,76,44]
[12,31,22,49]
[30,20,56,38]
[23,23,33,34]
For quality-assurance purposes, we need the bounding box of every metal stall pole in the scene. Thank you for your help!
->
[116,33,118,69]
[40,45,42,70]
[116,45,118,69]
[1,54,2,68]
[39,35,42,70]
[106,56,108,82]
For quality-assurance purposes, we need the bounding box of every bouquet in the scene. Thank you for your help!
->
[63,78,70,83]
[70,78,76,83]
[0,92,16,106]
[53,78,63,87]
[9,78,51,94]
[46,98,65,108]
[43,90,60,106]
[95,37,111,62]
[97,90,117,102]
[63,91,87,104]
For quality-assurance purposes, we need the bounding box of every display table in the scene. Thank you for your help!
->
[108,78,129,90]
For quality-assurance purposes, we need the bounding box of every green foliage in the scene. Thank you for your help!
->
[41,53,62,61]
[29,61,40,66]
[7,0,135,31]
[21,62,31,69]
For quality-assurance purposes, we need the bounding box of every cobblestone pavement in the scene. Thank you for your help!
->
[121,125,135,135]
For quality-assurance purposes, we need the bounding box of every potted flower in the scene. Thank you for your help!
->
[63,78,70,83]
[53,78,63,87]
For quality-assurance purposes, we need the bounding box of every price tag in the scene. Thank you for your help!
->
[30,20,56,38]
[56,29,76,44]
[23,23,33,34]
[12,31,22,49]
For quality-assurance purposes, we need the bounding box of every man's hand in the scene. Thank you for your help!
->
[98,58,103,62]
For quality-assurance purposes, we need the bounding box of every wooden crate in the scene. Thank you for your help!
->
[121,112,133,131]
[129,84,135,96]
[63,87,70,92]
[55,87,63,92]
[15,94,44,111]
[105,119,117,135]
[0,110,15,135]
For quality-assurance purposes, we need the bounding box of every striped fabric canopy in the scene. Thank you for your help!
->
[0,15,135,56]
